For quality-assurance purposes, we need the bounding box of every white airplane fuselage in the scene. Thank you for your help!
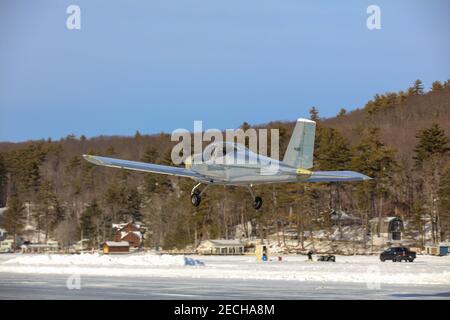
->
[185,142,310,185]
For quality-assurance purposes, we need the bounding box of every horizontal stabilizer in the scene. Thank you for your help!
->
[307,171,371,182]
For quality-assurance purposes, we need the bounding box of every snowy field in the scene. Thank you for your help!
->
[0,253,449,299]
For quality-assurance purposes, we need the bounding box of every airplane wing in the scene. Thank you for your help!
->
[307,171,371,182]
[83,155,204,180]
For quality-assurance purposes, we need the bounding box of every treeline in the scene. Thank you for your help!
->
[0,79,449,249]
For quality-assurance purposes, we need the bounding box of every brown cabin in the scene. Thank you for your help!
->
[112,222,143,248]
[102,241,130,254]
[120,231,141,247]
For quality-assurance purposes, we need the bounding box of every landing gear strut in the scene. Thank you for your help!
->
[189,183,262,210]
[190,183,210,207]
[246,186,263,210]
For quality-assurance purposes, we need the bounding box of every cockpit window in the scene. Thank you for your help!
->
[202,142,247,162]
[215,145,230,158]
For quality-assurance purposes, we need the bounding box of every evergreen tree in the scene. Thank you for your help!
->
[438,163,450,241]
[103,182,127,222]
[413,124,450,166]
[409,79,424,96]
[0,195,26,249]
[431,81,443,92]
[315,127,352,170]
[4,143,46,195]
[125,187,142,222]
[337,108,347,117]
[414,124,450,243]
[351,127,397,231]
[409,201,427,247]
[80,199,105,246]
[413,79,424,95]
[34,180,61,241]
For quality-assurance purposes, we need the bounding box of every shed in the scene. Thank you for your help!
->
[370,217,404,241]
[425,243,450,256]
[102,241,130,254]
[197,239,244,255]
[439,244,449,256]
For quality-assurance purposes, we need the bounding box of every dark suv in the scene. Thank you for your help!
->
[380,247,416,262]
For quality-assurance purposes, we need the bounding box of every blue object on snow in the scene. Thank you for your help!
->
[184,257,205,266]
[195,259,205,266]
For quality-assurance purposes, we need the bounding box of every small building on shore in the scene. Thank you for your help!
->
[21,241,59,253]
[197,239,244,255]
[425,243,450,256]
[112,222,145,247]
[102,241,130,254]
[370,217,404,244]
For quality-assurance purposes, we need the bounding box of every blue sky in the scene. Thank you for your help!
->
[0,0,449,142]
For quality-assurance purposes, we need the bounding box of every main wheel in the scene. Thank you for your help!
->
[252,196,263,210]
[191,193,201,207]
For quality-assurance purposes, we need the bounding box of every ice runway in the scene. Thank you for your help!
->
[0,253,449,299]
[0,273,449,300]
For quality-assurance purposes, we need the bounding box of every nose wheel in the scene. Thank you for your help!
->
[190,183,210,207]
[252,196,263,210]
[247,186,263,210]
[191,190,202,207]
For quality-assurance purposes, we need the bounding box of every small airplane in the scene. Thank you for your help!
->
[83,118,371,210]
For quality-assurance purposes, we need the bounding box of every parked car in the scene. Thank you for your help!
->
[380,247,416,262]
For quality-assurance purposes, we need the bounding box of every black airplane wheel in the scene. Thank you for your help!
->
[191,193,201,207]
[252,196,263,210]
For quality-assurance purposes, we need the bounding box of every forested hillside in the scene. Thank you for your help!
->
[0,79,449,249]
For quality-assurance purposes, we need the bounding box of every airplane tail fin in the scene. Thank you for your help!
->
[283,118,316,169]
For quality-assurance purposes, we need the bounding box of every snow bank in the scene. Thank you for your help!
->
[2,253,202,267]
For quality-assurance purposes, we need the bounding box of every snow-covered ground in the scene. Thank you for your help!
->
[1,253,450,286]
